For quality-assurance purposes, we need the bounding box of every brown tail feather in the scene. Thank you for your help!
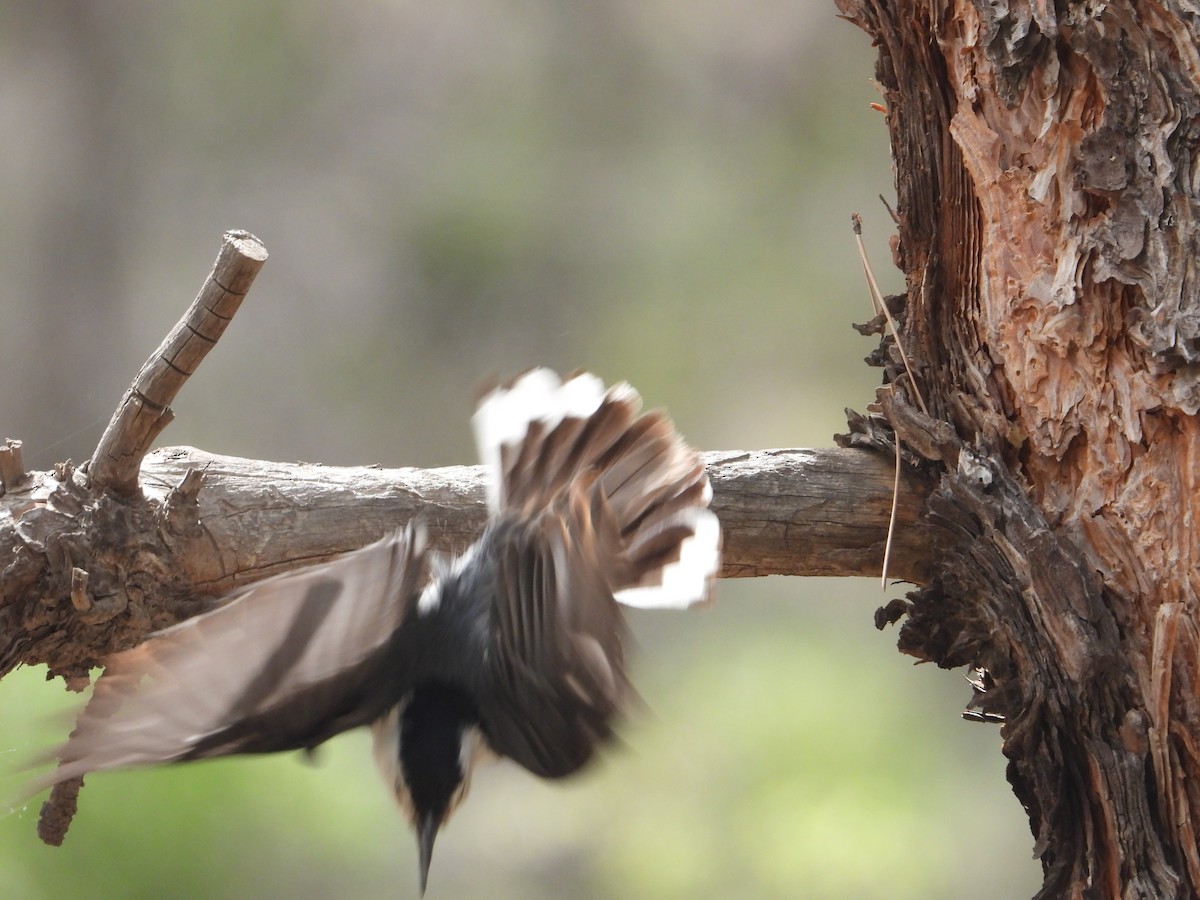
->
[472,369,719,609]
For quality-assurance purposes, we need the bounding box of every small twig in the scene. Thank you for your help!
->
[0,439,26,493]
[881,433,901,590]
[37,672,92,846]
[173,466,206,500]
[163,466,206,534]
[852,214,928,592]
[87,231,268,496]
[879,194,899,226]
[37,778,83,846]
[850,214,928,416]
[69,568,91,612]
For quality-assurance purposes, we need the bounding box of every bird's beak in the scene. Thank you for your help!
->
[416,811,440,895]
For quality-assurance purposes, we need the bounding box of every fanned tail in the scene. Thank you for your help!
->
[472,369,720,609]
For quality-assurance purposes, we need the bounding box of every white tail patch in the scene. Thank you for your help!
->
[472,369,613,511]
[614,506,720,610]
[473,367,720,610]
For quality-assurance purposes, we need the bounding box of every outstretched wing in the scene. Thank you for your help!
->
[472,368,720,611]
[31,525,428,791]
[479,485,631,779]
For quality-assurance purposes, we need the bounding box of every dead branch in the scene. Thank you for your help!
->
[141,444,937,588]
[87,231,268,496]
[0,443,936,680]
[0,229,934,738]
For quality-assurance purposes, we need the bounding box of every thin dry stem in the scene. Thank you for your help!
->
[851,214,928,416]
[881,429,901,589]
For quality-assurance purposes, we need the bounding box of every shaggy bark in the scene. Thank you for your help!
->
[836,1,1200,896]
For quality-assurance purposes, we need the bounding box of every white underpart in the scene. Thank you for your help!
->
[417,580,442,616]
[370,704,412,819]
[417,544,477,616]
[458,724,480,774]
[472,368,611,511]
[615,506,721,609]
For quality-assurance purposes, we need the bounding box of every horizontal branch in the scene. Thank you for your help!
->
[0,442,936,681]
[138,444,937,592]
[2,228,940,683]
[12,445,938,843]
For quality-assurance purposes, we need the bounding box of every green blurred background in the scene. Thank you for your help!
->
[0,2,1040,898]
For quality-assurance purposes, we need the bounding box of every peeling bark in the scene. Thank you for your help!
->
[836,0,1200,896]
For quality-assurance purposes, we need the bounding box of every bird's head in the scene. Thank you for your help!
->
[372,682,484,894]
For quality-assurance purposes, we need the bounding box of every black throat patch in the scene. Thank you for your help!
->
[399,681,482,820]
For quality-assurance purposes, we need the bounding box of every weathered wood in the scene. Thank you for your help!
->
[150,445,937,586]
[836,0,1200,896]
[0,439,26,494]
[0,444,936,683]
[87,231,268,496]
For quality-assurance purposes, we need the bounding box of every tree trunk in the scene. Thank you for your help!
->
[835,1,1200,896]
[6,6,1200,893]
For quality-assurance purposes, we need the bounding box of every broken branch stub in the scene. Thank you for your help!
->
[87,230,268,496]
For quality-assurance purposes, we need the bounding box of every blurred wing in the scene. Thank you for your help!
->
[482,487,630,779]
[473,368,720,610]
[32,525,428,790]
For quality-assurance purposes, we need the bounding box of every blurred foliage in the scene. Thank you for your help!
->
[0,1,1040,898]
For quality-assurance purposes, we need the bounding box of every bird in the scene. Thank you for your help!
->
[29,368,721,893]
